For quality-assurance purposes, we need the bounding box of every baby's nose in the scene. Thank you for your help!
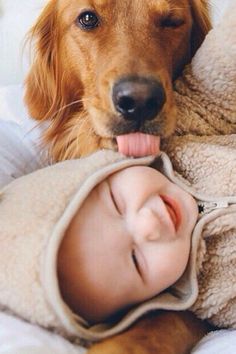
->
[132,208,161,243]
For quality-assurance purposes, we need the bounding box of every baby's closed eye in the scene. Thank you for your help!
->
[132,249,142,278]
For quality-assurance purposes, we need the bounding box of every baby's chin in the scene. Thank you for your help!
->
[187,196,199,228]
[83,302,133,325]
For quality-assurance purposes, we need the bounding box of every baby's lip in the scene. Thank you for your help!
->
[160,195,182,231]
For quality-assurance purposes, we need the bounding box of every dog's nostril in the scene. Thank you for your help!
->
[117,96,136,113]
[146,97,158,112]
[112,76,166,122]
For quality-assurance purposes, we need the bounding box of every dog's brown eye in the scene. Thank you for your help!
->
[77,11,100,30]
[160,17,185,29]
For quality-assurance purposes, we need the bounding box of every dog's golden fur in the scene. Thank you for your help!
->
[88,311,212,354]
[25,0,211,161]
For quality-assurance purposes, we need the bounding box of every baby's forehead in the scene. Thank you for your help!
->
[98,165,161,190]
[112,164,156,176]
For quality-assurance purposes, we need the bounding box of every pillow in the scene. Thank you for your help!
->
[0,84,49,188]
[0,312,86,354]
[192,330,236,354]
[0,0,47,86]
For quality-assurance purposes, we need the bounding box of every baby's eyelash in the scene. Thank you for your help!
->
[109,184,121,215]
[132,250,141,277]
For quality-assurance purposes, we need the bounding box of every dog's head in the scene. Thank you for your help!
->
[25,0,211,160]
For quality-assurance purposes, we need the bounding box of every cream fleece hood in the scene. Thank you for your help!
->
[0,149,203,344]
[0,151,150,342]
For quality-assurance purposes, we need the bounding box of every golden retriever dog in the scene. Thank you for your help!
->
[25,0,211,161]
[25,1,212,352]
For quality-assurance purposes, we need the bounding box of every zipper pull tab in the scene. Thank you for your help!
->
[198,201,229,215]
[214,201,229,208]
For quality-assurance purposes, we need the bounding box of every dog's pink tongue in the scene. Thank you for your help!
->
[117,133,160,157]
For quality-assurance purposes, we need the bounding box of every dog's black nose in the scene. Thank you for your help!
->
[112,76,166,122]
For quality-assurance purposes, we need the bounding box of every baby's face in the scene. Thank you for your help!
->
[58,166,198,324]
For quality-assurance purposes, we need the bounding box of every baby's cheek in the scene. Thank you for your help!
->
[164,247,188,286]
[173,242,190,277]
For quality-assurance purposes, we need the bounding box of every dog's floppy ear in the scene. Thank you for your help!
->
[24,0,81,124]
[24,0,60,121]
[190,0,212,56]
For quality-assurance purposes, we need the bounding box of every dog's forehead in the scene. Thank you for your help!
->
[57,0,190,27]
[92,0,169,7]
[59,0,188,13]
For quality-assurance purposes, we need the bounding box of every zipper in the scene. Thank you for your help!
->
[198,200,229,216]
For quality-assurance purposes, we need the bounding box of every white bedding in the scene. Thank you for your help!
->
[192,330,236,354]
[0,85,49,188]
[0,312,86,354]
